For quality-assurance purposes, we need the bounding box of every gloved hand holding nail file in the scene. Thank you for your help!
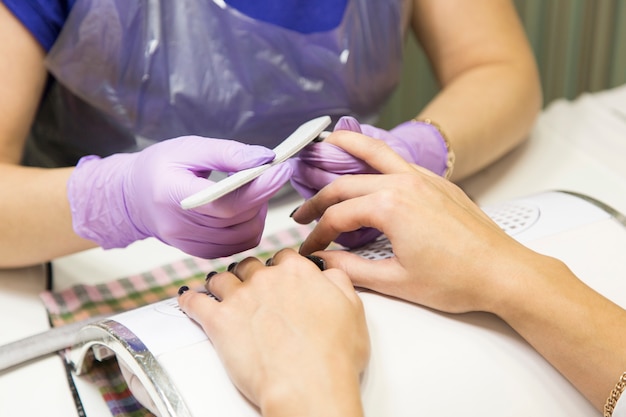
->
[68,116,330,259]
[68,136,294,259]
[180,116,331,209]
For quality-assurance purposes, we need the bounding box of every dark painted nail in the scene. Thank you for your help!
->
[304,255,326,271]
[265,257,273,266]
[227,262,238,272]
[205,271,218,281]
[289,205,301,218]
[178,285,190,296]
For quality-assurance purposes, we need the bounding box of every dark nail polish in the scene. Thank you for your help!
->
[227,262,238,272]
[265,258,273,266]
[304,255,326,271]
[289,205,301,218]
[178,285,190,296]
[205,271,218,281]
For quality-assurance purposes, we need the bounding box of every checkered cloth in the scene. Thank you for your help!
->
[40,224,316,417]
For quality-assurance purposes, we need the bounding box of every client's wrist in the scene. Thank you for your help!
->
[260,364,364,417]
[486,249,571,320]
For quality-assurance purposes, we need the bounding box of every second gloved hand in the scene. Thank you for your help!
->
[67,136,293,258]
[291,116,449,198]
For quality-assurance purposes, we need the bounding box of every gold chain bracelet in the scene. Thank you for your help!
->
[605,372,626,417]
[412,118,456,179]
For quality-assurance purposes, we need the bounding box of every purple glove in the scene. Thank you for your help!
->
[291,116,449,197]
[67,136,293,258]
[290,116,448,248]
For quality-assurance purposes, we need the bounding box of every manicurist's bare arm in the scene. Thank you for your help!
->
[0,3,96,267]
[411,0,542,179]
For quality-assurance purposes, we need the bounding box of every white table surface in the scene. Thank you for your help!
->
[1,84,626,416]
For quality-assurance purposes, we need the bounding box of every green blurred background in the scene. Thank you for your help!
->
[378,0,626,129]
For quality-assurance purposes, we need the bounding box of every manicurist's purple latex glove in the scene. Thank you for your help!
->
[290,116,449,248]
[67,136,293,258]
[291,116,449,197]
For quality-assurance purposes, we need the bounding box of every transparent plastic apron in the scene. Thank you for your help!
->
[24,0,406,167]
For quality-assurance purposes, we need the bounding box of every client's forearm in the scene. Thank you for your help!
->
[493,253,626,410]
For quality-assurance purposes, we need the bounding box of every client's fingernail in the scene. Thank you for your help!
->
[289,205,301,218]
[304,255,326,271]
[205,271,218,282]
[265,258,273,266]
[227,262,238,272]
[178,285,190,296]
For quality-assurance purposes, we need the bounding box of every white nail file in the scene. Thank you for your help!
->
[180,115,331,210]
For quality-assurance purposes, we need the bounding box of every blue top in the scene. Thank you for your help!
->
[4,0,346,51]
[3,0,76,51]
[224,0,347,34]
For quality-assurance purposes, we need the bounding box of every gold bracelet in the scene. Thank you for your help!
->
[605,372,626,417]
[412,118,456,179]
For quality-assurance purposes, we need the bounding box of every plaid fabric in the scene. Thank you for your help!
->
[40,224,316,417]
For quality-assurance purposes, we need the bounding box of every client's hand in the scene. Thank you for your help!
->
[292,128,626,414]
[292,130,535,314]
[177,249,368,417]
[290,116,450,249]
